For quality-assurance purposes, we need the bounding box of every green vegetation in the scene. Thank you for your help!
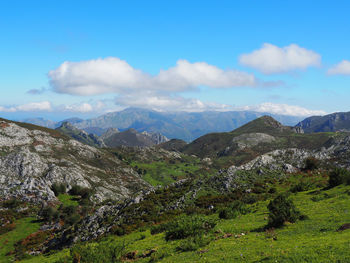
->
[267,194,301,228]
[0,217,40,263]
[328,167,350,187]
[132,160,203,186]
[14,182,350,263]
[57,194,79,207]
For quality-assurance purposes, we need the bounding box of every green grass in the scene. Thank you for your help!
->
[19,184,350,263]
[132,161,202,186]
[57,194,79,207]
[0,217,40,263]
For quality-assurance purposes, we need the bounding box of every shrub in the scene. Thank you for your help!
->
[290,181,314,193]
[3,199,22,209]
[69,185,92,199]
[218,201,250,220]
[267,194,300,228]
[304,157,319,171]
[328,167,350,188]
[56,241,126,263]
[165,215,216,241]
[176,235,211,252]
[51,183,66,196]
[150,223,168,235]
[42,206,60,222]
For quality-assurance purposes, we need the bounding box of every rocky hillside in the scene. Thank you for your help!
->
[102,128,168,148]
[181,116,338,165]
[296,111,350,133]
[0,118,151,203]
[56,122,106,148]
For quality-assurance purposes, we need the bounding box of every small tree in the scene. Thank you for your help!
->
[267,194,300,228]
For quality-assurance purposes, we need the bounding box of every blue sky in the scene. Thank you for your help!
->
[0,0,349,120]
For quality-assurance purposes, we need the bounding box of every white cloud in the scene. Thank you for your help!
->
[239,43,321,74]
[115,95,234,112]
[0,101,52,112]
[60,103,94,113]
[328,60,350,75]
[238,102,326,116]
[48,57,260,96]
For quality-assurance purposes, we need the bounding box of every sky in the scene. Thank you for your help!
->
[0,0,349,121]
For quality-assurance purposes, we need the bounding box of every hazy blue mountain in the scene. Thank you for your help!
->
[73,108,303,142]
[21,117,57,129]
[21,108,304,142]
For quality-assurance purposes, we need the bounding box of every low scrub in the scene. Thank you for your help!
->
[56,241,126,263]
[165,215,216,241]
[218,201,250,219]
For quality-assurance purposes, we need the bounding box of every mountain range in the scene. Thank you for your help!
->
[22,107,304,142]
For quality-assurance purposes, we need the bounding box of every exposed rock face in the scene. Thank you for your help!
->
[0,119,151,203]
[141,131,169,144]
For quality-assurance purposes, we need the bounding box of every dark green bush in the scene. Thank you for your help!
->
[304,157,319,171]
[56,241,126,263]
[42,206,60,222]
[290,181,314,193]
[3,199,23,209]
[165,215,216,241]
[150,223,168,235]
[176,235,211,252]
[218,201,250,220]
[51,183,66,196]
[69,185,92,199]
[328,167,350,188]
[267,194,301,228]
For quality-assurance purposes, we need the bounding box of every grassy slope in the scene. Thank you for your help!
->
[0,217,40,263]
[132,160,203,186]
[18,184,350,263]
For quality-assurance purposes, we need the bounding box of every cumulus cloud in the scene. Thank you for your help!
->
[0,101,52,112]
[48,57,261,96]
[240,43,321,74]
[328,60,350,75]
[238,102,326,116]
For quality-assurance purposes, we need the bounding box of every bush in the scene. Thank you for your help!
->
[165,215,216,241]
[304,157,319,171]
[176,235,211,252]
[56,241,126,263]
[42,206,60,222]
[51,183,66,196]
[69,185,92,199]
[267,194,300,228]
[328,167,350,188]
[150,223,168,235]
[290,181,314,193]
[218,201,250,220]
